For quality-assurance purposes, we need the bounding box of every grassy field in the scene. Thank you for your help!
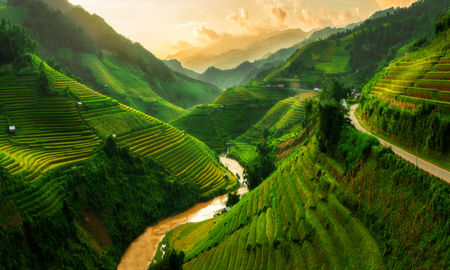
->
[171,85,295,153]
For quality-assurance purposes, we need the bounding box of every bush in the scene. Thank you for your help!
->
[149,249,185,270]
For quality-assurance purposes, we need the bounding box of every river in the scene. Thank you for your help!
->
[117,156,247,270]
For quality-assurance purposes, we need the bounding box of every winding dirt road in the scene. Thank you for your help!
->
[350,104,450,184]
[117,156,246,270]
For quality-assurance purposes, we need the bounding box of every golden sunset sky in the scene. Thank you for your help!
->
[68,0,418,58]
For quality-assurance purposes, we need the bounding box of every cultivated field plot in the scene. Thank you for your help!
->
[167,146,384,270]
[0,73,102,183]
[43,58,237,196]
[369,54,450,107]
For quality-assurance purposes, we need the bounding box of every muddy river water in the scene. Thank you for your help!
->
[117,156,247,270]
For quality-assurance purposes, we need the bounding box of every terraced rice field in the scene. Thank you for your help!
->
[369,54,450,107]
[0,56,236,217]
[167,146,384,269]
[172,86,293,153]
[0,74,102,183]
[0,72,103,217]
[230,92,315,164]
[40,57,237,197]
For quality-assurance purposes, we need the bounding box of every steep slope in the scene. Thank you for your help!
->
[229,91,316,164]
[171,85,294,153]
[0,55,236,206]
[264,0,448,88]
[358,22,450,170]
[161,126,450,269]
[3,0,221,121]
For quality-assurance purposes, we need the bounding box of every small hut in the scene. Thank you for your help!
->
[354,93,361,99]
[76,102,83,108]
[8,126,15,135]
[182,130,187,134]
[112,134,117,138]
[224,173,229,180]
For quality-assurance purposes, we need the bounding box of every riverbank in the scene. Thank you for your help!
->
[118,156,246,270]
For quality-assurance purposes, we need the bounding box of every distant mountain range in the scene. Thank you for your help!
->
[167,28,310,73]
[165,26,353,90]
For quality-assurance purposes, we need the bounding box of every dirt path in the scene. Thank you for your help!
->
[350,104,450,184]
[117,156,246,270]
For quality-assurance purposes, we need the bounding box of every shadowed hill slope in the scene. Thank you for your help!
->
[171,85,295,153]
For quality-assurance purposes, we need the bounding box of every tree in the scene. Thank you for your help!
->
[0,19,36,63]
[244,141,276,190]
[435,12,450,36]
[149,249,185,270]
[318,99,344,152]
[226,192,240,208]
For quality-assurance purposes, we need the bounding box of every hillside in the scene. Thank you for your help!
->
[0,52,236,206]
[2,0,222,121]
[165,27,348,91]
[229,91,317,165]
[264,0,448,89]
[171,85,295,153]
[358,21,450,170]
[160,125,449,269]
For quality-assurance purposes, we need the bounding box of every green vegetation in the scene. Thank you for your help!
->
[2,0,222,121]
[243,141,275,190]
[0,19,35,64]
[149,249,185,270]
[0,138,200,269]
[359,24,450,170]
[171,85,294,153]
[264,0,448,88]
[229,91,317,164]
[0,25,236,268]
[163,120,449,269]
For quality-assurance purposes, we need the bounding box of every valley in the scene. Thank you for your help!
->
[0,0,449,269]
[118,156,246,270]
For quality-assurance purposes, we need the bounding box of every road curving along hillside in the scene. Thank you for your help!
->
[350,104,450,184]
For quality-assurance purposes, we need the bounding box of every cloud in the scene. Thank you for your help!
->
[194,25,226,42]
[295,8,362,31]
[176,21,208,28]
[270,6,288,23]
[171,40,194,51]
[374,0,418,9]
[226,8,252,30]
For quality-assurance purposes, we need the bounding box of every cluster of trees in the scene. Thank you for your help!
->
[0,19,35,64]
[244,141,276,190]
[435,11,450,35]
[360,99,449,154]
[149,249,185,270]
[0,138,201,269]
[11,0,96,54]
[317,79,348,152]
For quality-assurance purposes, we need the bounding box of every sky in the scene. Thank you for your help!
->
[68,0,418,59]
